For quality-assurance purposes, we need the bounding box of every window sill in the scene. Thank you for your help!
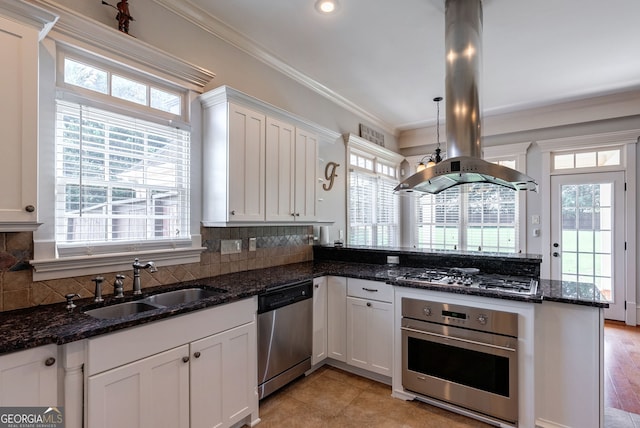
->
[30,246,206,281]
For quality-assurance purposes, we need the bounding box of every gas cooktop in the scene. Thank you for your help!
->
[395,268,538,296]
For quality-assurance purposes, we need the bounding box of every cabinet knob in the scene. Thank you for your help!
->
[366,302,372,307]
[182,356,190,363]
[295,213,300,217]
[230,210,236,216]
[315,284,319,288]
[553,252,559,257]
[194,351,201,359]
[25,205,35,213]
[44,357,56,367]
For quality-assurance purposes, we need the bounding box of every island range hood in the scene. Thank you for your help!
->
[395,0,537,194]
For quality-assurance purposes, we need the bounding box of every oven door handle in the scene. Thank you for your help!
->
[401,326,516,353]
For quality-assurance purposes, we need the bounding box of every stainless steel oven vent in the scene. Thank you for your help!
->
[395,0,537,194]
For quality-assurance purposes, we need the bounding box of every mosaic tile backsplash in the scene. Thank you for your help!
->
[0,226,313,312]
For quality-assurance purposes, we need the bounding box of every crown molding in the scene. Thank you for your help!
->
[30,0,215,91]
[0,0,58,39]
[344,133,404,164]
[200,85,341,143]
[150,0,396,136]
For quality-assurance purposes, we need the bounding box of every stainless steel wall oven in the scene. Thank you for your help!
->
[401,297,519,424]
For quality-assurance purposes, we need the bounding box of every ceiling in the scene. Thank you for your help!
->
[168,0,640,135]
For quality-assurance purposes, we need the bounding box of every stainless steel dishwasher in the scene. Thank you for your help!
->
[257,279,313,400]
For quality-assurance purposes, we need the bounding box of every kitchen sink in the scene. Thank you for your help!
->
[143,287,226,307]
[84,301,160,319]
[84,286,227,319]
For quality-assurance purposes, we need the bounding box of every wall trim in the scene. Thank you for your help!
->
[199,85,341,143]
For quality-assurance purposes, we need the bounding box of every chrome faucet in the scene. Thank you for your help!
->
[113,274,125,299]
[92,276,104,302]
[132,258,158,295]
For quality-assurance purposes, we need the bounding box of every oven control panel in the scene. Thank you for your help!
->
[402,297,518,337]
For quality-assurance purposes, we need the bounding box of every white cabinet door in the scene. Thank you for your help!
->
[293,128,317,221]
[87,345,190,428]
[227,103,266,222]
[346,297,393,377]
[265,117,295,221]
[327,276,347,362]
[265,119,318,222]
[312,276,328,365]
[190,322,257,428]
[0,15,39,230]
[0,345,58,406]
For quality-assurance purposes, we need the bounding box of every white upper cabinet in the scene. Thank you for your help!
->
[265,118,318,222]
[200,86,339,225]
[201,98,266,224]
[0,3,56,231]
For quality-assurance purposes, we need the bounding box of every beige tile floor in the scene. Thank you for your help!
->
[255,366,493,427]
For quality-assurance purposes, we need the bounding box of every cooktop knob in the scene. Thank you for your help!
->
[423,306,432,317]
[477,314,488,325]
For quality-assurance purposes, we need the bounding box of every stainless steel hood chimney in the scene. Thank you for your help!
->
[395,0,537,194]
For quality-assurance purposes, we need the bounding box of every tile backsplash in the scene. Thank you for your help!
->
[0,226,313,312]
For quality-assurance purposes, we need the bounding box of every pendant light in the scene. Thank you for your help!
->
[416,97,444,172]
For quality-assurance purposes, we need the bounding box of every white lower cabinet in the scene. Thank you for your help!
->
[312,276,328,365]
[190,323,256,428]
[85,298,258,428]
[0,344,58,406]
[327,276,347,362]
[346,279,393,376]
[87,345,190,428]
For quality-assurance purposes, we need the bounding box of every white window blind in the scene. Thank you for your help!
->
[348,170,399,247]
[55,100,190,255]
[415,167,518,253]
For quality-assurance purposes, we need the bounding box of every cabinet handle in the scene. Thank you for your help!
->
[25,205,35,213]
[362,287,378,292]
[315,284,319,288]
[182,356,190,363]
[366,302,372,307]
[194,351,201,359]
[44,357,56,367]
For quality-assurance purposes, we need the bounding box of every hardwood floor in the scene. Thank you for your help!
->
[605,320,640,415]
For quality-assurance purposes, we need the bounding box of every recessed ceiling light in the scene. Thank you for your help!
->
[315,0,339,14]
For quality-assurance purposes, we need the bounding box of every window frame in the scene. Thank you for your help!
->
[408,142,531,253]
[345,134,404,248]
[32,38,211,281]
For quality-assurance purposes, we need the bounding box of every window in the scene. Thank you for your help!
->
[32,44,206,280]
[347,137,403,247]
[55,100,190,256]
[553,147,622,171]
[63,57,183,116]
[413,146,529,253]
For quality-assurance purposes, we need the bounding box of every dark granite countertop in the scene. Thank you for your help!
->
[0,260,608,355]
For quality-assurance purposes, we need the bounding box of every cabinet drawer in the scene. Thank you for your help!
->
[347,279,392,303]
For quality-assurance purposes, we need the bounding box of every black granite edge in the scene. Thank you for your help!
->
[539,279,610,308]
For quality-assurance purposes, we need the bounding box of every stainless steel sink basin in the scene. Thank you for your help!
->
[84,287,227,319]
[84,301,160,319]
[143,287,225,307]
